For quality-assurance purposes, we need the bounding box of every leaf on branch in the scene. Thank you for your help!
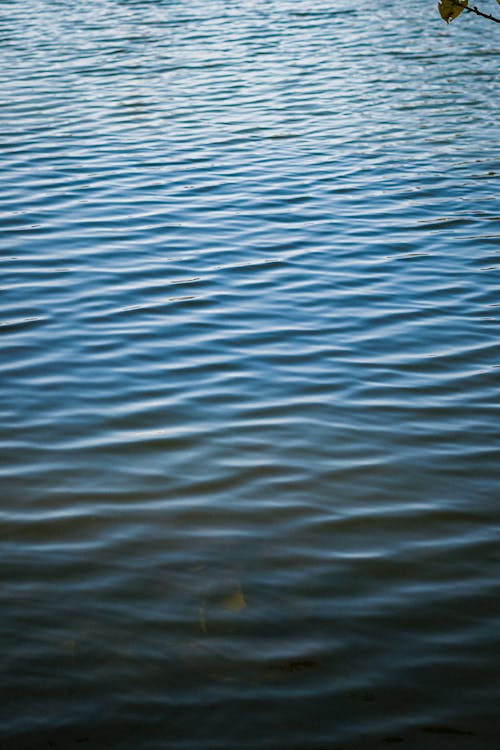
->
[438,0,468,22]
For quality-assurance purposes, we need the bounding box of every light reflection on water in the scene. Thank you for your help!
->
[1,0,499,748]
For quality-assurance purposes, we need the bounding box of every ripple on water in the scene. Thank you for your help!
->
[1,0,500,748]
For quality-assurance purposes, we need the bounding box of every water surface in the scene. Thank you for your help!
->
[1,0,500,748]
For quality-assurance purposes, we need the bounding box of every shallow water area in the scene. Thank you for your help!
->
[1,0,500,748]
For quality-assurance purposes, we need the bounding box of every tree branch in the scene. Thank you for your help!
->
[452,0,500,23]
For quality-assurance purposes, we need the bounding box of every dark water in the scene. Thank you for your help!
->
[1,0,500,747]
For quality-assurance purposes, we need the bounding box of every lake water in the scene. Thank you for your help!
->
[1,0,499,748]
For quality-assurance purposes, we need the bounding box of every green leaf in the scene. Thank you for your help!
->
[220,583,246,612]
[438,0,468,22]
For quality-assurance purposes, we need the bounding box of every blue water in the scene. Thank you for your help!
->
[1,0,499,747]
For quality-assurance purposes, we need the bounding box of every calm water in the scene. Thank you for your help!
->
[1,0,500,747]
